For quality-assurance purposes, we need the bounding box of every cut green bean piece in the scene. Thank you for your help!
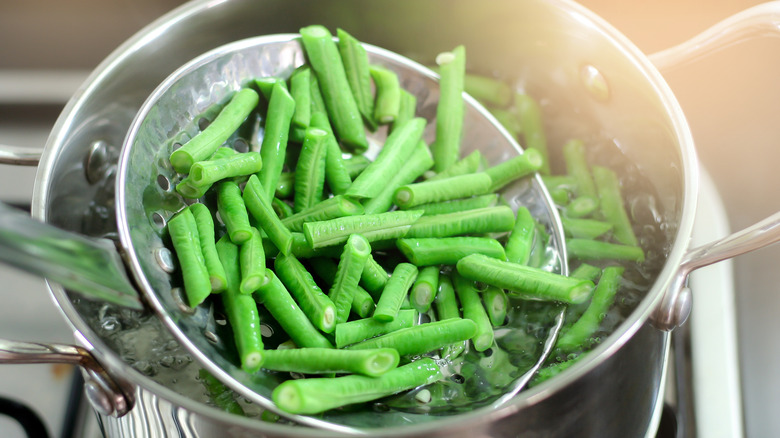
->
[566,238,645,262]
[360,254,389,300]
[432,46,466,172]
[188,203,227,292]
[563,139,597,198]
[289,66,312,143]
[410,266,439,313]
[565,195,599,219]
[255,77,286,100]
[373,263,418,322]
[303,209,424,248]
[329,234,372,324]
[427,150,483,181]
[369,64,401,124]
[274,253,337,333]
[336,28,376,131]
[456,253,594,304]
[453,273,494,352]
[253,269,333,349]
[176,147,238,198]
[309,74,327,116]
[272,358,441,414]
[310,111,352,196]
[434,274,460,320]
[243,175,293,255]
[293,128,328,213]
[556,266,624,353]
[344,155,371,179]
[258,82,296,201]
[346,117,426,199]
[390,89,417,133]
[300,25,368,153]
[168,208,211,307]
[485,148,544,192]
[308,258,376,319]
[239,227,265,295]
[405,206,515,238]
[561,216,613,239]
[464,72,512,107]
[397,236,506,266]
[215,236,264,373]
[170,88,259,173]
[363,140,434,215]
[216,181,252,245]
[593,166,638,246]
[262,347,399,377]
[348,318,477,357]
[188,151,262,186]
[504,206,536,265]
[271,197,294,219]
[488,107,521,138]
[482,286,508,327]
[334,308,416,348]
[569,263,603,282]
[393,172,492,209]
[410,193,497,216]
[275,172,295,199]
[515,93,550,175]
[281,195,363,232]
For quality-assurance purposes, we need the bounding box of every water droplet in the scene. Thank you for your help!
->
[580,64,610,102]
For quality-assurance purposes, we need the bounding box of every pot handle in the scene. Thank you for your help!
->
[0,144,42,166]
[0,202,143,309]
[648,2,780,330]
[0,339,134,417]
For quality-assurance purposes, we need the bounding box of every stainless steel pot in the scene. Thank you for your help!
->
[4,0,780,436]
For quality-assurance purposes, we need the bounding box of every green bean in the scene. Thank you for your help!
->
[299,25,368,153]
[344,154,371,178]
[427,150,483,181]
[569,263,603,282]
[432,45,466,172]
[515,93,550,175]
[484,148,544,192]
[272,358,441,414]
[216,181,253,245]
[303,209,424,249]
[336,28,376,130]
[170,88,259,173]
[562,139,597,198]
[289,66,312,143]
[463,72,512,107]
[238,227,265,294]
[531,358,578,386]
[410,265,439,313]
[348,318,477,357]
[275,172,295,199]
[328,234,372,324]
[188,203,227,292]
[592,166,638,246]
[397,236,506,266]
[243,175,293,255]
[566,238,645,262]
[488,108,522,138]
[373,263,418,322]
[255,76,286,100]
[253,269,333,349]
[198,369,244,415]
[215,236,264,373]
[188,151,262,187]
[542,174,577,204]
[434,274,460,320]
[308,73,327,116]
[274,253,337,334]
[293,128,328,213]
[405,206,515,238]
[310,111,352,196]
[369,64,401,124]
[482,286,508,327]
[308,258,376,319]
[258,82,296,201]
[334,308,416,348]
[565,195,599,219]
[345,117,426,199]
[176,147,238,198]
[167,207,212,307]
[504,206,536,265]
[456,253,594,304]
[360,254,389,300]
[555,266,624,353]
[271,197,294,219]
[390,89,417,134]
[561,216,613,239]
[363,140,434,215]
[281,195,363,232]
[410,193,497,216]
[262,347,399,377]
[453,273,494,352]
[393,172,492,209]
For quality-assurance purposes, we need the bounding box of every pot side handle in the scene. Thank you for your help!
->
[0,144,42,166]
[648,2,780,330]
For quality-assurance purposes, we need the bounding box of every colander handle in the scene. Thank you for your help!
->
[0,145,42,166]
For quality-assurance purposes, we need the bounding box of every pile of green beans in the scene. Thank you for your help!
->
[164,25,644,417]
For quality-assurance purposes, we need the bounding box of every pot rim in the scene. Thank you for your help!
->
[32,0,699,434]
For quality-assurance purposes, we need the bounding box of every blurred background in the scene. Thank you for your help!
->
[0,0,777,437]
